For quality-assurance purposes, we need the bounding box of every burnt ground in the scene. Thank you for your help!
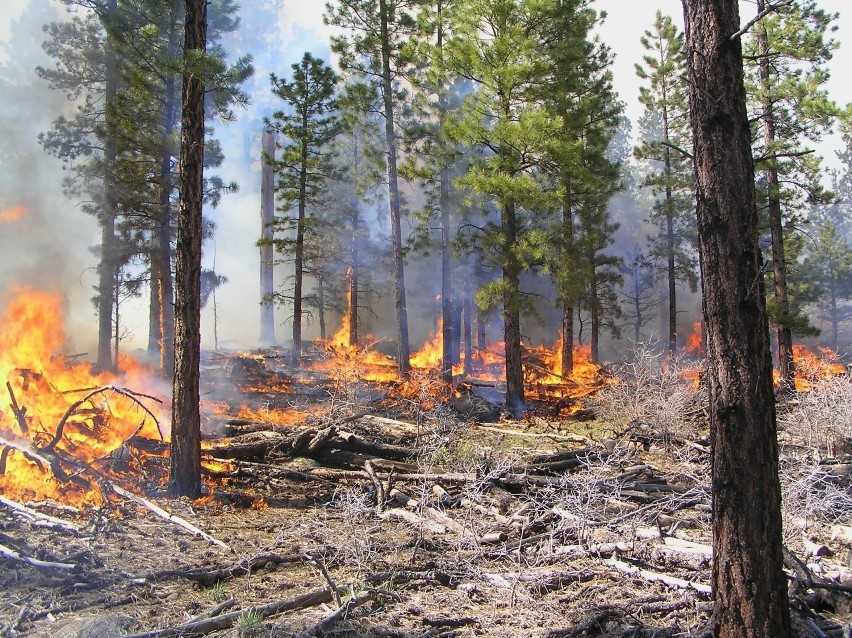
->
[1,351,852,638]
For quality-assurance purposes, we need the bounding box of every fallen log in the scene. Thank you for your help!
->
[607,557,711,595]
[138,551,308,586]
[122,587,337,638]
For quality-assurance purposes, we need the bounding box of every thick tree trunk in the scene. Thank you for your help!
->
[259,127,276,345]
[682,2,791,636]
[169,0,206,499]
[378,0,410,377]
[756,1,795,391]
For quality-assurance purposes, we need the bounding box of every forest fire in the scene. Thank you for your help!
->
[789,344,847,391]
[0,288,166,506]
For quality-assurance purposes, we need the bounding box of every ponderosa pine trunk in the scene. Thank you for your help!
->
[96,0,119,372]
[149,5,180,377]
[169,0,206,499]
[97,208,116,370]
[437,2,455,384]
[378,0,411,377]
[681,1,791,636]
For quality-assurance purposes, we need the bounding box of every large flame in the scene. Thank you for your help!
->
[0,287,166,505]
[789,344,847,391]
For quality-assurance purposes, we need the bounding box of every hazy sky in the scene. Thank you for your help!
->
[0,0,850,354]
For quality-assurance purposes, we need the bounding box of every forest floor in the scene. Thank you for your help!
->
[2,348,852,638]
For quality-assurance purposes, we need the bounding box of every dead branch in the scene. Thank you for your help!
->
[185,595,236,624]
[293,590,380,638]
[0,495,80,533]
[364,460,385,511]
[6,381,29,434]
[45,385,164,452]
[362,568,458,588]
[730,0,796,40]
[110,484,230,551]
[0,541,75,570]
[607,557,711,596]
[474,423,595,442]
[122,587,337,638]
[481,568,595,592]
[139,551,308,586]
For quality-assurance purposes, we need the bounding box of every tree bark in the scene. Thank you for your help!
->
[378,0,410,377]
[260,127,276,345]
[169,0,206,499]
[681,1,791,636]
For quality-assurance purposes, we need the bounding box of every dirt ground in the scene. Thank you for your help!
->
[1,354,851,638]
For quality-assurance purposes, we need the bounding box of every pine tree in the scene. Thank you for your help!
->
[325,0,419,376]
[744,0,841,390]
[170,0,207,500]
[683,1,791,633]
[405,0,463,382]
[38,0,251,377]
[634,11,697,356]
[267,52,340,362]
[536,0,621,371]
[446,0,558,414]
[804,217,852,351]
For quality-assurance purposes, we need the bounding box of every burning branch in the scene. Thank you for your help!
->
[44,385,164,452]
[5,381,28,434]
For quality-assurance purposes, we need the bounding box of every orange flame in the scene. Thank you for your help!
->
[684,321,703,355]
[789,344,846,392]
[0,287,167,505]
[0,205,28,223]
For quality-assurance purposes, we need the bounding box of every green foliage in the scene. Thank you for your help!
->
[36,0,253,346]
[234,609,264,637]
[267,52,340,220]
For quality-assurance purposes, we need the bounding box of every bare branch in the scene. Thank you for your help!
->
[730,0,796,41]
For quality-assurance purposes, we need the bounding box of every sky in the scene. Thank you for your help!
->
[0,0,850,357]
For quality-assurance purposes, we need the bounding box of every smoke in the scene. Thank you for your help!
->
[1,0,850,363]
